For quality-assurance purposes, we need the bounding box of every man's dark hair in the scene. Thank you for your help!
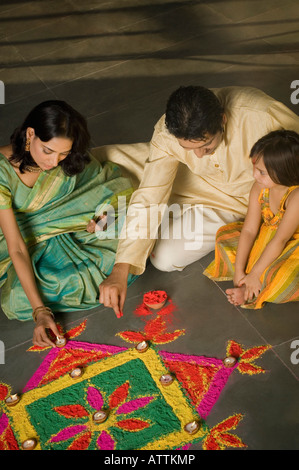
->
[165,86,224,140]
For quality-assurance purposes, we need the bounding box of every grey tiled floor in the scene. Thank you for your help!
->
[0,0,299,451]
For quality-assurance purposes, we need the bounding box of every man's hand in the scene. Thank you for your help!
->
[99,263,130,318]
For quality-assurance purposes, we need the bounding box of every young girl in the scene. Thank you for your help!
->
[204,129,299,309]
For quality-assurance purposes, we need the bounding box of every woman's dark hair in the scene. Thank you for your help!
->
[165,86,224,140]
[10,100,90,175]
[250,130,299,186]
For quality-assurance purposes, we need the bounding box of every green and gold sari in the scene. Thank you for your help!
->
[0,153,135,320]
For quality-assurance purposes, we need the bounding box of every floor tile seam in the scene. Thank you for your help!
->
[270,345,299,382]
[211,278,276,339]
[213,279,299,381]
[113,0,233,36]
[259,36,299,55]
[273,336,299,348]
[113,2,195,33]
[4,337,34,353]
[1,2,199,62]
[189,51,299,69]
[2,35,93,64]
[45,26,274,86]
[3,82,58,106]
[0,2,185,36]
[4,16,275,91]
[235,33,299,60]
[220,4,298,27]
[0,36,28,67]
[239,24,299,45]
[82,70,232,121]
[0,3,38,16]
[1,14,76,43]
[43,59,134,92]
[3,316,299,383]
[2,308,105,353]
[201,58,299,88]
[9,14,239,83]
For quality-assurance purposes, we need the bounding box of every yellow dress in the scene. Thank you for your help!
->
[204,186,299,309]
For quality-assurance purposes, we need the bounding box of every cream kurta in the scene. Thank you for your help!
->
[91,87,299,275]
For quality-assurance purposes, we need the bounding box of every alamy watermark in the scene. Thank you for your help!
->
[93,197,204,251]
[290,340,299,365]
[290,80,299,104]
[0,81,4,104]
[0,340,4,364]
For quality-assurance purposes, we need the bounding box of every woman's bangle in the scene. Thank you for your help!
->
[32,306,54,323]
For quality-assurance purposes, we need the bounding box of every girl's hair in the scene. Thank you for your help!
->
[10,100,91,175]
[250,129,299,186]
[165,86,224,140]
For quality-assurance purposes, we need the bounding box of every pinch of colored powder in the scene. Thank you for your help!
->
[143,290,167,305]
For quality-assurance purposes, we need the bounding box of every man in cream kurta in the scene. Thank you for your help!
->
[92,86,299,316]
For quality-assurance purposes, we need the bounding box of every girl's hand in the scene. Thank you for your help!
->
[33,309,62,348]
[238,272,262,302]
[233,269,246,287]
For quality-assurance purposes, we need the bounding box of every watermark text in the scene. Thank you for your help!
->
[290,80,299,104]
[0,81,4,104]
[290,340,299,365]
[0,340,4,364]
[93,198,204,251]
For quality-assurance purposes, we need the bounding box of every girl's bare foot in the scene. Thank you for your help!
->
[226,285,246,306]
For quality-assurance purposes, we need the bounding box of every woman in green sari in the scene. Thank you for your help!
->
[0,101,134,348]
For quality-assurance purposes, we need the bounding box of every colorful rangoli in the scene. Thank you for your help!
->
[0,291,271,450]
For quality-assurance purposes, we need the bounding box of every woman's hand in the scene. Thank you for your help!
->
[33,308,62,348]
[238,272,262,302]
[86,215,108,233]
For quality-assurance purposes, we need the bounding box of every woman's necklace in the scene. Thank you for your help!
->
[26,166,42,173]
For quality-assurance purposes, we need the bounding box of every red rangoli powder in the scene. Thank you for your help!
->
[143,290,168,305]
[134,291,169,316]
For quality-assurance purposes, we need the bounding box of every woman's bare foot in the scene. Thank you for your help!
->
[226,285,246,306]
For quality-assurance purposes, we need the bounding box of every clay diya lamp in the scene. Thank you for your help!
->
[5,393,20,406]
[135,340,150,353]
[55,336,67,348]
[159,374,174,386]
[223,356,238,368]
[21,438,38,450]
[69,367,84,379]
[93,409,109,424]
[143,290,168,309]
[184,420,200,435]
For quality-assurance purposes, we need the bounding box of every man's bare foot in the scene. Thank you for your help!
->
[226,286,246,306]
